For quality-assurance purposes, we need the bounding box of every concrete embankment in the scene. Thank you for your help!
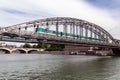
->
[34,50,114,56]
[69,50,114,56]
[36,51,70,55]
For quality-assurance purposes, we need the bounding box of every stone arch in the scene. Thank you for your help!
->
[12,49,27,54]
[27,49,39,54]
[0,48,11,54]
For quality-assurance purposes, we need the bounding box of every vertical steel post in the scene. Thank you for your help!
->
[106,35,109,43]
[46,22,49,33]
[56,18,58,36]
[36,24,39,32]
[103,33,106,43]
[76,25,78,38]
[25,26,27,30]
[19,27,21,37]
[19,27,21,32]
[90,27,93,39]
[70,24,72,36]
[63,22,67,36]
[85,25,88,39]
[34,24,36,32]
[94,28,97,39]
[79,25,81,39]
[98,31,101,42]
[80,23,83,39]
[81,27,83,38]
[63,24,65,36]
[73,22,75,38]
[64,22,67,36]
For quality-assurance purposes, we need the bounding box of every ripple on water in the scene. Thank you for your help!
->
[0,54,119,80]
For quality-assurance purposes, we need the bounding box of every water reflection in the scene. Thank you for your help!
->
[0,54,120,80]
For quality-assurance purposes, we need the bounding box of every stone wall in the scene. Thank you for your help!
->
[64,45,91,51]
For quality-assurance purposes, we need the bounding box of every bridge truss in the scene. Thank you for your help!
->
[0,17,119,47]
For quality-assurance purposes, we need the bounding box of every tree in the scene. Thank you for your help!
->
[41,43,48,48]
[36,43,42,48]
[45,44,65,51]
[35,43,48,48]
[32,45,37,48]
[23,43,31,48]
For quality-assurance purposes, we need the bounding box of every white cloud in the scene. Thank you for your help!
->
[0,0,120,39]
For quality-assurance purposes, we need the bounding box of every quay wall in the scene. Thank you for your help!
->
[34,50,114,56]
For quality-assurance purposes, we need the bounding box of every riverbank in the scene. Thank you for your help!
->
[34,50,114,56]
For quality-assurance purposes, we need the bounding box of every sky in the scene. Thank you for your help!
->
[0,0,120,39]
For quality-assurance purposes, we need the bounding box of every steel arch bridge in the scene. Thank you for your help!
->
[0,17,120,48]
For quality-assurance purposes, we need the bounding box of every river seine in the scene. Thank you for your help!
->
[0,54,120,80]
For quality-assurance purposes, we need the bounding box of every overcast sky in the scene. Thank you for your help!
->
[0,0,120,39]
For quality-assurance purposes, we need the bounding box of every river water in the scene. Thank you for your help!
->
[0,54,120,80]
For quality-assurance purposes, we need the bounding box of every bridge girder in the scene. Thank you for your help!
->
[0,17,118,46]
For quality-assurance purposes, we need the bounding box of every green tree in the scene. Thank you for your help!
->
[41,43,48,48]
[36,43,42,48]
[35,43,48,48]
[23,43,31,48]
[46,44,65,51]
[32,45,37,48]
